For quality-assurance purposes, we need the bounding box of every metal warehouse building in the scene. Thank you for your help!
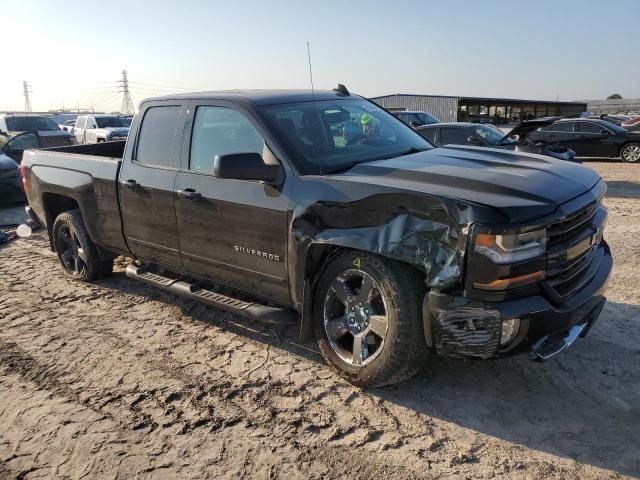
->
[370,94,587,123]
[586,98,640,115]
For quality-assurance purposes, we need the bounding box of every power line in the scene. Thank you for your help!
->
[129,81,203,91]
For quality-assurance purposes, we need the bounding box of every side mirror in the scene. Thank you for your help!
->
[467,136,483,146]
[409,121,421,128]
[214,153,282,183]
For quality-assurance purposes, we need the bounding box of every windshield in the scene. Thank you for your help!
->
[473,124,512,145]
[6,116,60,132]
[96,117,130,128]
[416,113,439,125]
[258,99,431,174]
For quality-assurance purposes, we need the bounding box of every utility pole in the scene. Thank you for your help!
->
[118,70,135,115]
[23,81,32,112]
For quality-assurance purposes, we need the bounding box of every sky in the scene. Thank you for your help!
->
[2,0,639,112]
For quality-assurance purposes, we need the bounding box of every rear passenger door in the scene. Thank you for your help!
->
[119,102,187,269]
[174,102,290,303]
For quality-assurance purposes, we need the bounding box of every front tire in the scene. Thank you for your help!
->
[313,251,426,387]
[52,209,112,282]
[621,143,640,162]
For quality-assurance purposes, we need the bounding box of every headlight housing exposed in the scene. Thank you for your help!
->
[474,228,547,264]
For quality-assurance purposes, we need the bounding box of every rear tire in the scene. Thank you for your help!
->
[52,209,112,282]
[313,251,426,387]
[621,143,640,162]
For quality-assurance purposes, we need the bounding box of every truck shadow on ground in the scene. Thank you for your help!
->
[603,180,640,199]
[98,272,640,477]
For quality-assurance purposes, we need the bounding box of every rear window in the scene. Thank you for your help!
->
[6,116,60,132]
[135,106,182,168]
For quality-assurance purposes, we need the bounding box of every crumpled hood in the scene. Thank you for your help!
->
[336,146,603,222]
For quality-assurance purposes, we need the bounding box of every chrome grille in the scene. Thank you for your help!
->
[543,201,603,303]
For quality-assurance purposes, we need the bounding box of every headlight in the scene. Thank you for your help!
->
[474,228,547,264]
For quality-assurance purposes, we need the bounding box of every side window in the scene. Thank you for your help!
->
[75,117,86,129]
[418,128,436,144]
[550,122,574,132]
[86,117,96,129]
[397,113,411,125]
[440,128,470,145]
[576,122,602,133]
[190,106,265,173]
[136,106,182,168]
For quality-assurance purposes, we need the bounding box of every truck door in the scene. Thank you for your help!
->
[119,103,186,269]
[174,103,290,303]
[85,117,98,143]
[74,116,86,144]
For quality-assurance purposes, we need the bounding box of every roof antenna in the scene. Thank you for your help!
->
[333,84,350,96]
[306,41,316,101]
[307,41,322,175]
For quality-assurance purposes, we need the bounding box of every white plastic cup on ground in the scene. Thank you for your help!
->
[16,224,32,238]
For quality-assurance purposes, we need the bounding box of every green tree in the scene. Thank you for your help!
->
[607,93,623,100]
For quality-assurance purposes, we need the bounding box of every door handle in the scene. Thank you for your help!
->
[177,188,202,201]
[123,179,141,190]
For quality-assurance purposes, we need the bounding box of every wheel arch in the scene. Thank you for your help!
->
[42,193,80,250]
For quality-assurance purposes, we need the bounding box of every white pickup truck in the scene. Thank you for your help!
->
[73,115,131,144]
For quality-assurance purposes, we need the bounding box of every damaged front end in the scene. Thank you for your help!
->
[291,176,611,361]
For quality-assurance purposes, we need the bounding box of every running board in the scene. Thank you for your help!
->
[126,264,297,325]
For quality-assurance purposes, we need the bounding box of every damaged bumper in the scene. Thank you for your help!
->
[424,241,612,359]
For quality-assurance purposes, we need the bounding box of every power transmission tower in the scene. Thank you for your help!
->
[118,70,135,115]
[23,81,33,112]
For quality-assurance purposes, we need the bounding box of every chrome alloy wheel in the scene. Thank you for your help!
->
[322,269,389,366]
[56,224,87,276]
[622,144,640,162]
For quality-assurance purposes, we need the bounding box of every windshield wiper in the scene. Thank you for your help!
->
[396,147,427,157]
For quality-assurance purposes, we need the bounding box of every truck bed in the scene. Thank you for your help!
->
[22,141,129,254]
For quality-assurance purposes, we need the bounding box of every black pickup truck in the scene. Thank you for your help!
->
[21,87,612,387]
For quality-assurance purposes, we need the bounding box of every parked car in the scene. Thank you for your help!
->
[60,119,77,134]
[391,110,440,128]
[527,118,640,162]
[1,131,42,164]
[0,137,25,203]
[22,88,611,387]
[621,116,640,132]
[73,114,130,144]
[416,119,577,162]
[0,114,75,148]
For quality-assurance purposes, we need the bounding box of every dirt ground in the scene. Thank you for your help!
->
[0,161,638,479]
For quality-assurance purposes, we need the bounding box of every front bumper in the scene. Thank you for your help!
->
[424,241,612,359]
